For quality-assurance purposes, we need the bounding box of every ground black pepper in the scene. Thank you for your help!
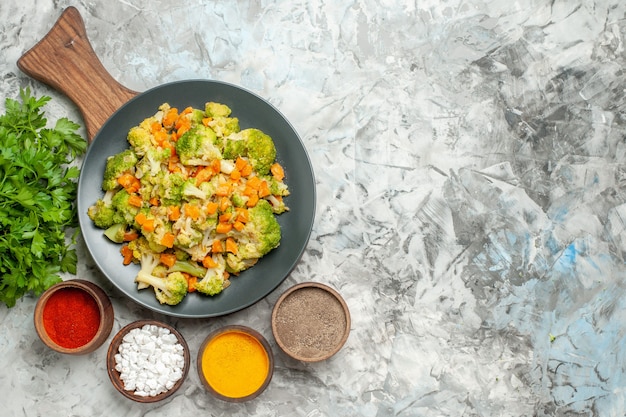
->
[273,286,347,360]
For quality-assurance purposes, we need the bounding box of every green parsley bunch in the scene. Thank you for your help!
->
[0,88,87,307]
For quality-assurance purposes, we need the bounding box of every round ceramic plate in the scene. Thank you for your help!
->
[77,80,316,318]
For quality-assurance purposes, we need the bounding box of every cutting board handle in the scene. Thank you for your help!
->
[17,6,138,142]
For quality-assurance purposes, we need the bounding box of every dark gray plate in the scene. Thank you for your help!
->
[77,80,316,318]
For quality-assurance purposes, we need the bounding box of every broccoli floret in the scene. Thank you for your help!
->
[103,223,128,243]
[225,200,281,272]
[127,125,153,156]
[175,125,221,166]
[187,109,203,124]
[260,175,290,214]
[102,149,138,191]
[194,257,227,296]
[245,199,281,253]
[136,147,171,178]
[154,171,186,206]
[111,189,140,225]
[169,260,207,277]
[87,195,116,228]
[225,253,258,274]
[207,116,240,138]
[136,270,188,306]
[225,129,276,175]
[129,239,187,305]
[205,102,232,117]
[231,192,246,208]
[262,175,290,197]
[222,136,247,160]
[173,218,204,249]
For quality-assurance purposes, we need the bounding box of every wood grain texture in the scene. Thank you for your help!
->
[17,6,137,141]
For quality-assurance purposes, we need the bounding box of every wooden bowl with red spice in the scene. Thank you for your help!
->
[271,282,350,362]
[34,279,114,355]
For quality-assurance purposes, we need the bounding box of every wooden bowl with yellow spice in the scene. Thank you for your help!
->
[197,325,274,402]
[271,282,351,362]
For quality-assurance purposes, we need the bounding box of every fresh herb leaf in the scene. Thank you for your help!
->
[0,88,87,307]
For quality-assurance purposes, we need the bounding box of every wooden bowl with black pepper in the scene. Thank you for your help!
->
[106,319,190,403]
[34,279,114,355]
[271,282,351,362]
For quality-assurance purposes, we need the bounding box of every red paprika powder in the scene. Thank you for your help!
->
[42,287,101,349]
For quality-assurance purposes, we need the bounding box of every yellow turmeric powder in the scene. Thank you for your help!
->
[201,330,270,398]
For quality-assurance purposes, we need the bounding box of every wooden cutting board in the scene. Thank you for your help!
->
[17,6,138,142]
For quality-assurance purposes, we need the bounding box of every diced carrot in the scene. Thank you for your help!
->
[163,108,179,129]
[177,124,190,137]
[175,115,191,136]
[202,117,213,127]
[117,173,135,187]
[160,252,177,267]
[206,201,218,215]
[216,222,232,234]
[233,221,245,231]
[128,194,143,207]
[219,196,231,212]
[235,208,249,223]
[271,162,285,181]
[195,166,214,185]
[243,186,256,197]
[142,218,155,232]
[202,255,218,269]
[134,212,148,225]
[121,245,133,265]
[160,233,176,249]
[240,163,253,177]
[219,213,232,223]
[247,176,262,190]
[258,180,270,198]
[168,205,181,221]
[230,169,241,181]
[246,193,259,207]
[186,275,198,292]
[184,203,201,221]
[215,182,231,197]
[151,121,162,133]
[211,240,224,253]
[123,230,139,241]
[118,173,140,193]
[211,159,221,174]
[168,152,181,171]
[149,197,159,206]
[181,106,193,115]
[235,157,247,171]
[153,130,168,145]
[225,237,238,254]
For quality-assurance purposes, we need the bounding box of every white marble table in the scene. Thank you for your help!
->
[2,1,626,415]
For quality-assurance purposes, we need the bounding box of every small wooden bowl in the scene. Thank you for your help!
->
[34,279,114,355]
[106,320,190,403]
[271,282,350,362]
[197,325,274,402]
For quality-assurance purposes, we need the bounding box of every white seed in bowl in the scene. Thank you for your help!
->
[114,324,185,397]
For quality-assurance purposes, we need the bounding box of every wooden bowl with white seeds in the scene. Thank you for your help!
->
[106,320,190,402]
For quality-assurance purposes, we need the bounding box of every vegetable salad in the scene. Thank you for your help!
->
[88,102,289,305]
